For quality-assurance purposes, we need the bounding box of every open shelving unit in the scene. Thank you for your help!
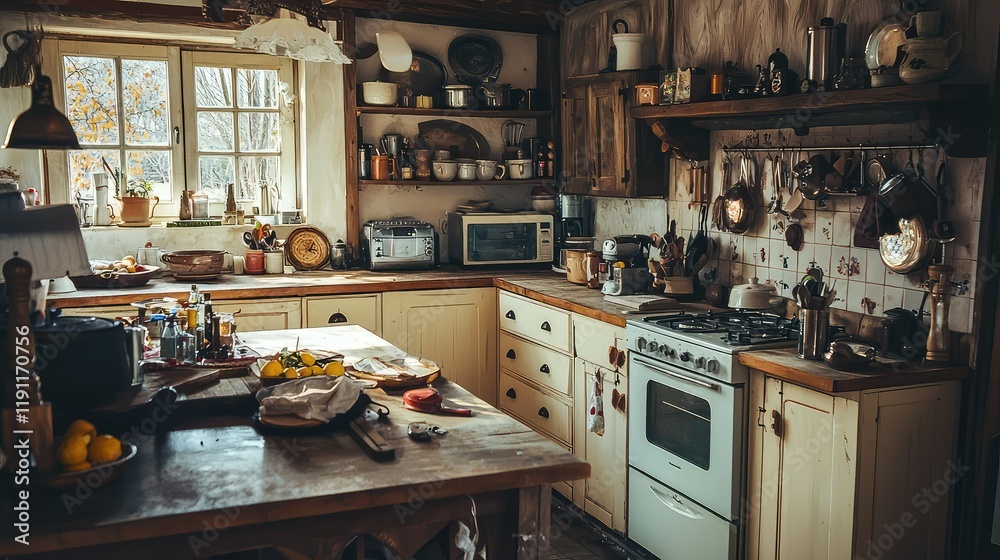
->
[359,179,556,189]
[356,106,552,119]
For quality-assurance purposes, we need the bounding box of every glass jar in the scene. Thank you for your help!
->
[191,192,210,219]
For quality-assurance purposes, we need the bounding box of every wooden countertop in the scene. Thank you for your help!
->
[739,348,969,393]
[1,328,589,556]
[47,267,654,327]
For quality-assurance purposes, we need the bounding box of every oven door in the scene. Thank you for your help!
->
[628,353,744,520]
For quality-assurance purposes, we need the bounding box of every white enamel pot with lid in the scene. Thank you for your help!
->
[728,277,785,309]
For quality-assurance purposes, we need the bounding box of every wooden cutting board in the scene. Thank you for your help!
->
[97,368,227,413]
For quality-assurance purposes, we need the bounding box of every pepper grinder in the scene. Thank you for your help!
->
[924,264,953,363]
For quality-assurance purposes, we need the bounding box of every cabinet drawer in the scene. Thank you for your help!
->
[500,332,572,396]
[499,292,572,352]
[499,370,571,444]
[303,295,381,335]
[574,315,627,375]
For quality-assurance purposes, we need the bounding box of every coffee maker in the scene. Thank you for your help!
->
[558,194,591,240]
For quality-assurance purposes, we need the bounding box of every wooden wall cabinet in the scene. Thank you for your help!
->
[562,72,667,197]
[747,373,961,560]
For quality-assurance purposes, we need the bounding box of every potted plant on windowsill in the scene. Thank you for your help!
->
[117,179,159,226]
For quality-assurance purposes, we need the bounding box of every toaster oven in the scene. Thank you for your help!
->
[362,219,437,271]
[447,212,554,266]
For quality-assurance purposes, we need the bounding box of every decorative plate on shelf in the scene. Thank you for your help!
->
[448,34,503,85]
[285,226,332,271]
[865,14,909,70]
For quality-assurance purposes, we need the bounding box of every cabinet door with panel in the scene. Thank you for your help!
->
[214,298,302,332]
[573,358,627,533]
[561,84,592,194]
[302,294,381,335]
[748,375,859,560]
[382,288,497,405]
[588,80,627,196]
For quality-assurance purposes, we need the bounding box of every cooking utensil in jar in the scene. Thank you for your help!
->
[402,387,472,416]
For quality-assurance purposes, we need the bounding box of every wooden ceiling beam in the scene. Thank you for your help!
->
[323,0,587,34]
[0,0,244,29]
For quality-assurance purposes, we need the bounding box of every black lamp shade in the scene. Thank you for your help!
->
[2,72,81,150]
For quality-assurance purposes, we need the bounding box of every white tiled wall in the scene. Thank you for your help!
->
[592,125,985,334]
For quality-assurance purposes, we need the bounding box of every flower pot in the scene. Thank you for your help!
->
[117,196,159,224]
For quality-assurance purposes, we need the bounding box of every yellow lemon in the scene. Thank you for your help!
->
[88,435,122,464]
[64,420,97,444]
[297,366,313,378]
[64,461,93,472]
[309,365,324,376]
[283,367,299,379]
[260,360,283,378]
[299,352,316,367]
[323,362,345,377]
[57,435,90,466]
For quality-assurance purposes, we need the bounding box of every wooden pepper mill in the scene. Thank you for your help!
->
[1,256,55,473]
[924,264,953,363]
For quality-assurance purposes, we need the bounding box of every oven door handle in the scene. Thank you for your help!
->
[648,485,705,520]
[633,356,719,391]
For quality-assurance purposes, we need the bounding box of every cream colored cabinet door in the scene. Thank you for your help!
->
[214,298,302,332]
[748,375,858,560]
[573,358,627,534]
[383,288,497,405]
[58,306,135,320]
[302,294,381,335]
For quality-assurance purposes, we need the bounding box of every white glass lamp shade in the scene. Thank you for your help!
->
[234,18,352,63]
[376,31,412,72]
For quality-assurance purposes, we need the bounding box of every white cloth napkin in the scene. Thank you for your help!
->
[257,376,371,423]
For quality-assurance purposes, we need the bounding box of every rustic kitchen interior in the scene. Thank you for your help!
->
[0,0,998,558]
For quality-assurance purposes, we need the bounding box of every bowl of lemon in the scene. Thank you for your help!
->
[42,419,138,491]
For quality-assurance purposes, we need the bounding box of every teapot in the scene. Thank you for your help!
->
[898,32,962,84]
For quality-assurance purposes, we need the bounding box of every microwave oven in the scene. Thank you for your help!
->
[447,212,554,266]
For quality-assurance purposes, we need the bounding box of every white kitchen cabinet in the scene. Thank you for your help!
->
[573,357,627,533]
[382,288,497,405]
[302,294,381,335]
[499,291,572,353]
[214,298,302,332]
[58,306,135,320]
[747,373,960,560]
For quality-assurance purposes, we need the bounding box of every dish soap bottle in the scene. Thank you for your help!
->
[161,315,179,359]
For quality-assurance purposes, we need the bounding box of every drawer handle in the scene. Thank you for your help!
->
[506,349,516,360]
[538,407,550,419]
[505,310,516,320]
[540,321,551,332]
[506,388,517,399]
[328,312,348,324]
[539,364,550,374]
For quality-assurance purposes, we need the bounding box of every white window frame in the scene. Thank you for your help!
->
[181,51,297,214]
[44,40,299,221]
[49,40,184,218]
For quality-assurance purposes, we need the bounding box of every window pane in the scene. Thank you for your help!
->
[237,69,279,108]
[122,59,170,146]
[126,150,172,201]
[63,56,119,145]
[69,150,121,199]
[199,155,235,200]
[238,112,280,152]
[197,111,234,151]
[194,66,233,108]
[238,156,279,203]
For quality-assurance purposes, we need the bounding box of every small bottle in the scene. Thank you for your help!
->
[176,330,196,365]
[225,183,237,213]
[202,293,214,353]
[161,315,179,359]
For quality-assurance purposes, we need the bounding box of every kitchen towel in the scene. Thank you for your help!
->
[588,371,605,436]
[257,376,372,423]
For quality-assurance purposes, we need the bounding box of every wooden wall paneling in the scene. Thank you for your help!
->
[341,9,361,252]
[561,0,672,79]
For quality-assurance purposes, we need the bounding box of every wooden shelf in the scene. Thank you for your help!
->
[628,83,987,129]
[357,106,552,119]
[360,179,556,188]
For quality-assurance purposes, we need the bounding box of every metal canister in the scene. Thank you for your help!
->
[807,17,846,91]
[358,144,373,179]
[797,309,830,360]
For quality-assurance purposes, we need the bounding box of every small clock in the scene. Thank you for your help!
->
[285,226,332,271]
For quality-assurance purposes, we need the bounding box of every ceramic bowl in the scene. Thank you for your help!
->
[160,250,226,277]
[530,195,556,213]
[362,81,398,106]
[432,160,459,182]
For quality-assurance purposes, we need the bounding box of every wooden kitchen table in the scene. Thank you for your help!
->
[1,331,589,559]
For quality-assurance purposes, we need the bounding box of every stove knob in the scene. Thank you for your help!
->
[636,337,648,351]
[706,358,720,373]
[664,346,676,358]
[658,344,670,355]
[679,352,691,362]
[694,357,706,369]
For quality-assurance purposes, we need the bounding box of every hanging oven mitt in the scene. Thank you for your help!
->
[588,372,605,436]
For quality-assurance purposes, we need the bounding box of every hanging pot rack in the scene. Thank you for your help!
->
[722,142,939,154]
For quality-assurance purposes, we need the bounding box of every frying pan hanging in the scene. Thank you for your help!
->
[722,151,756,235]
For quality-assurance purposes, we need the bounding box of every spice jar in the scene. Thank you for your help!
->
[264,249,284,274]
